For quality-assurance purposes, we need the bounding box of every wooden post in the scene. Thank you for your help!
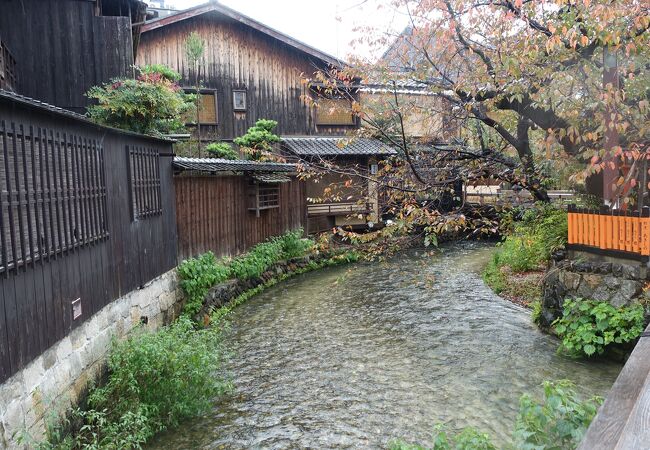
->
[603,47,620,206]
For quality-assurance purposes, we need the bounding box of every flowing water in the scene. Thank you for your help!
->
[149,243,622,449]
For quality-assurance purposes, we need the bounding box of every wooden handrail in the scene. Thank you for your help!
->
[567,205,650,256]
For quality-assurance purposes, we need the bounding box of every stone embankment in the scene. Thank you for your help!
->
[540,250,649,327]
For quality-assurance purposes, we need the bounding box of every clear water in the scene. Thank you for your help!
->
[148,242,621,449]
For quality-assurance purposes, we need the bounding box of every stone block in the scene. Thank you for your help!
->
[2,399,25,441]
[21,357,44,393]
[0,373,25,410]
[56,337,73,362]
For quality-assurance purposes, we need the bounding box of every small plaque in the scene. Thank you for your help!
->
[72,298,82,320]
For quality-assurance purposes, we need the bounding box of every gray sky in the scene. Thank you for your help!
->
[153,0,407,61]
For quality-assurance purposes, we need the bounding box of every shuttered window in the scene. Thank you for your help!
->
[127,146,162,220]
[198,92,218,124]
[316,98,355,126]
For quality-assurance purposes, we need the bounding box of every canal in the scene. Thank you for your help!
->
[149,242,621,449]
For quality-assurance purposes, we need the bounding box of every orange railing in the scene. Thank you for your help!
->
[567,205,650,256]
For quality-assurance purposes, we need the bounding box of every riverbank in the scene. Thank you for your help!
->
[147,243,621,449]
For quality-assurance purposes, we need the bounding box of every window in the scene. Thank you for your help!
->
[184,89,218,125]
[247,175,288,217]
[233,90,247,111]
[128,146,162,220]
[0,122,108,272]
[315,98,355,126]
[198,92,218,124]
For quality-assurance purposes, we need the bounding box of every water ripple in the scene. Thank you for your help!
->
[148,242,621,449]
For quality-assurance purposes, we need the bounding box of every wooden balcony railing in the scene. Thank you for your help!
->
[0,38,17,92]
[567,205,650,257]
[307,202,372,216]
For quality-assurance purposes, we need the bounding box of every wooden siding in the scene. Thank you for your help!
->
[0,0,135,113]
[0,96,177,383]
[175,175,306,261]
[0,38,17,92]
[137,13,358,139]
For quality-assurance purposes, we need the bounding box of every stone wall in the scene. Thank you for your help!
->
[0,269,183,449]
[540,251,649,327]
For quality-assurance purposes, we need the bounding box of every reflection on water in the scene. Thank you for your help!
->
[148,242,621,449]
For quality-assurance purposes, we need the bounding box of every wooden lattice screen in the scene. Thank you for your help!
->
[0,120,108,272]
[127,146,162,220]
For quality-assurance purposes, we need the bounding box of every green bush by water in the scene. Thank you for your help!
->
[493,204,568,273]
[177,229,314,316]
[390,380,601,450]
[553,298,645,357]
[34,317,230,449]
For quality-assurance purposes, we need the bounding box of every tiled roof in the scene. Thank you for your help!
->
[173,157,296,173]
[282,137,398,156]
[252,174,291,183]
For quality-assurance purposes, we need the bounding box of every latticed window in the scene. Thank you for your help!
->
[128,146,162,220]
[247,174,290,217]
[0,121,108,272]
[315,98,355,126]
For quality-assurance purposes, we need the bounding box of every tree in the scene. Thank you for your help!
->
[346,0,649,203]
[185,31,206,156]
[86,65,194,136]
[234,119,281,161]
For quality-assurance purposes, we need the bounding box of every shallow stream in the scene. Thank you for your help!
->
[149,243,621,449]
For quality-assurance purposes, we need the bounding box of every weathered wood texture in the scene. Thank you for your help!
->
[0,94,177,383]
[578,325,650,449]
[137,13,358,140]
[175,174,306,261]
[0,37,16,92]
[0,0,135,113]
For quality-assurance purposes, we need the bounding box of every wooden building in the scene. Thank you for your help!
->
[0,0,149,113]
[282,137,396,232]
[0,89,177,383]
[137,2,358,140]
[173,157,306,260]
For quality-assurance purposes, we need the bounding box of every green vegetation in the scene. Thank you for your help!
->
[86,65,194,136]
[513,380,601,449]
[483,204,567,308]
[177,252,230,317]
[390,380,601,450]
[205,142,239,160]
[553,298,645,357]
[233,119,281,160]
[35,317,230,449]
[210,250,360,323]
[230,229,314,280]
[178,229,315,316]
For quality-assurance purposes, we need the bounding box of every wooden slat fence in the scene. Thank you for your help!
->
[0,94,177,383]
[567,205,650,257]
[175,174,306,261]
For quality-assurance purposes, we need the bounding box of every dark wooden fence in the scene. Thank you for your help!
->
[0,92,177,383]
[175,174,306,261]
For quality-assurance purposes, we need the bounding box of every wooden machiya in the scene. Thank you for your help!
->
[137,2,359,141]
[0,0,149,113]
[172,157,307,261]
[0,90,177,384]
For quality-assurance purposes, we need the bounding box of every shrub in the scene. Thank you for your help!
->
[494,203,567,273]
[553,298,645,357]
[390,425,496,450]
[86,65,194,136]
[390,381,601,450]
[178,252,230,316]
[513,380,602,449]
[229,229,313,280]
[206,142,239,160]
[233,119,281,160]
[42,317,230,449]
